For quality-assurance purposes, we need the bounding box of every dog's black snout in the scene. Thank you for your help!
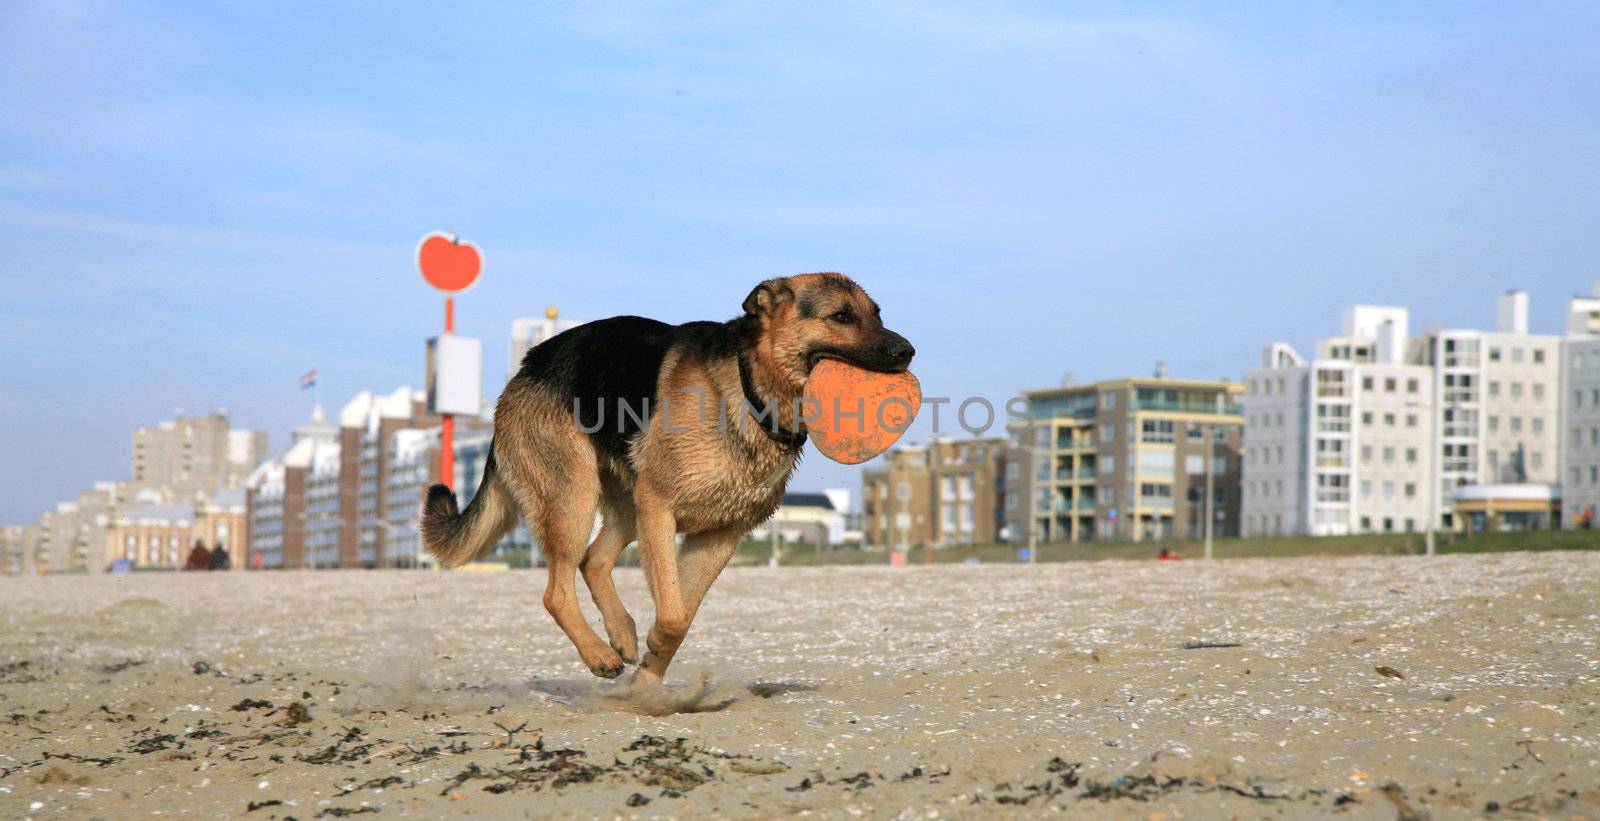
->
[883,334,916,365]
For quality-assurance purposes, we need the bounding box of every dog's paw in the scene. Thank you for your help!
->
[610,638,640,666]
[590,660,626,679]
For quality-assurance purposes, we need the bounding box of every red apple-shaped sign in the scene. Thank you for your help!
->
[417,232,482,293]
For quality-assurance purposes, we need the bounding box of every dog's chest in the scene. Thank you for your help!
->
[670,446,798,532]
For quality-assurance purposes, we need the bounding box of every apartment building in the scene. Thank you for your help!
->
[862,438,1006,549]
[1243,291,1561,536]
[508,307,581,381]
[246,403,338,569]
[1420,291,1560,495]
[1006,376,1242,544]
[107,489,248,570]
[132,412,267,496]
[1243,307,1436,536]
[384,427,532,567]
[247,390,507,570]
[337,387,445,567]
[1561,283,1600,527]
[0,526,21,575]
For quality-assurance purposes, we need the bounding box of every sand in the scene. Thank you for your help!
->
[1,552,1598,819]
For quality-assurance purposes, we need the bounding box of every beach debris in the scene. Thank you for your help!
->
[1380,782,1425,820]
[748,680,818,698]
[282,701,312,727]
[1375,666,1406,679]
[1181,642,1243,650]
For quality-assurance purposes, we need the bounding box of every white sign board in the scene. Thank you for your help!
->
[427,333,483,416]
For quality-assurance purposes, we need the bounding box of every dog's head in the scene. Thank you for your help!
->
[741,273,915,385]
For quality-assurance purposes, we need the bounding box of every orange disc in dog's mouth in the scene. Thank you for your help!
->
[803,359,921,465]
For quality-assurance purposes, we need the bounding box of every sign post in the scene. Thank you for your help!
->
[417,231,483,491]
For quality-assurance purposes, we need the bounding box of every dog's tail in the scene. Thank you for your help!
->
[421,443,517,568]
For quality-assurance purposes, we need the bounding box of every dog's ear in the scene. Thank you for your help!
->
[743,278,794,317]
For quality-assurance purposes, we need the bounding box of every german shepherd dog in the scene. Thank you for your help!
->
[421,273,914,687]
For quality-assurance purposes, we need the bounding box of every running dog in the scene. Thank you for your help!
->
[421,273,915,687]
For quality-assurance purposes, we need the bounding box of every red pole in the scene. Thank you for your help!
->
[440,296,455,490]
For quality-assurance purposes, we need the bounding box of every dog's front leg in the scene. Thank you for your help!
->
[630,524,742,688]
[631,480,687,687]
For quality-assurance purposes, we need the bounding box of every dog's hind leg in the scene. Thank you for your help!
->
[580,497,639,664]
[503,432,625,679]
[631,522,741,688]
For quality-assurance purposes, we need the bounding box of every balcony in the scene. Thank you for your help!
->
[1134,399,1243,416]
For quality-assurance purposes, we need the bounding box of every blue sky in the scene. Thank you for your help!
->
[3,2,1597,523]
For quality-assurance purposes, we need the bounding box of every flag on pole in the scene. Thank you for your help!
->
[300,370,318,389]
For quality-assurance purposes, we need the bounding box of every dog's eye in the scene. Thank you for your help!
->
[829,310,856,324]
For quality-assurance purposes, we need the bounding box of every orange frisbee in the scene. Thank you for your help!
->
[803,359,922,464]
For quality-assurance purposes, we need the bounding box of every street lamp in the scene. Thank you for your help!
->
[1407,398,1436,557]
[1008,417,1044,564]
[1204,422,1215,561]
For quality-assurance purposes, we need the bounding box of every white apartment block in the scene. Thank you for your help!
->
[1243,308,1434,536]
[509,308,581,381]
[1243,291,1560,537]
[1560,284,1600,527]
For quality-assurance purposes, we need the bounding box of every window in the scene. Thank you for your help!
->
[1487,415,1500,432]
[1361,411,1374,425]
[1510,417,1522,433]
[1488,381,1501,398]
[1383,413,1396,427]
[1099,486,1115,504]
[1489,347,1502,362]
[1102,391,1118,409]
[1533,349,1545,364]
[1382,446,1395,463]
[1361,445,1373,462]
[1361,480,1372,497]
[1385,378,1396,392]
[1406,414,1417,428]
[1382,481,1394,498]
[1406,378,1419,394]
[1138,450,1175,477]
[1185,455,1204,474]
[1532,384,1544,401]
[1362,376,1374,391]
[1139,480,1177,499]
[1102,455,1116,473]
[1100,423,1115,442]
[1141,419,1175,443]
[1512,348,1525,363]
[1186,422,1204,440]
[1510,382,1523,400]
[1213,456,1228,475]
[1406,447,1418,464]
[1404,482,1416,498]
[1532,419,1543,434]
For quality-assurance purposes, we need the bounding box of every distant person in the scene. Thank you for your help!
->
[1157,547,1182,561]
[184,540,212,571]
[210,543,231,571]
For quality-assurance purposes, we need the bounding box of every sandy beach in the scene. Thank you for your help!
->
[2,552,1598,818]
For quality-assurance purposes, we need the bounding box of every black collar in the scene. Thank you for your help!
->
[737,354,807,450]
